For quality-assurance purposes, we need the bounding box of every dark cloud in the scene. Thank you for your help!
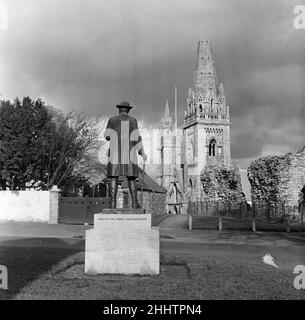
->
[0,0,304,167]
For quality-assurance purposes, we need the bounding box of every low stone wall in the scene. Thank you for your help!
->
[187,199,249,218]
[144,192,166,216]
[0,190,60,222]
[117,188,166,217]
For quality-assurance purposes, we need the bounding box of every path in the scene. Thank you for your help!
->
[156,214,189,229]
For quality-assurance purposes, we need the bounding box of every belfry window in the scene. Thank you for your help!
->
[209,139,216,156]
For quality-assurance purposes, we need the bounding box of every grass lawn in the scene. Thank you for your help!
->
[0,245,304,300]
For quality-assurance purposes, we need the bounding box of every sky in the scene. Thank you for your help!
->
[0,0,304,169]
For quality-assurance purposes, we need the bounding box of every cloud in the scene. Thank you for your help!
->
[0,0,304,167]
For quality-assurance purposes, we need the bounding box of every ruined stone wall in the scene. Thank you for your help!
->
[138,191,166,216]
[248,149,305,222]
[122,189,166,217]
[193,165,247,216]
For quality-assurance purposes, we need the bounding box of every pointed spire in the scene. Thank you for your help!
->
[193,40,218,95]
[161,100,172,129]
[164,100,170,118]
[184,41,230,125]
[195,40,216,76]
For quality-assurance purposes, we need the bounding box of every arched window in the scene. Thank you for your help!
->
[209,139,216,156]
[199,104,202,112]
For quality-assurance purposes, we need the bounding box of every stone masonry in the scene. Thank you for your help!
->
[248,147,305,222]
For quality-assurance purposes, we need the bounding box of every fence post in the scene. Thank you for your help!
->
[217,201,222,231]
[189,214,192,231]
[286,221,291,233]
[267,202,271,222]
[252,203,256,232]
[218,216,222,231]
[282,201,290,232]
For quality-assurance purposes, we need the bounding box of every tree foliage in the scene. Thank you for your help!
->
[0,97,103,190]
[200,165,245,205]
[247,154,292,206]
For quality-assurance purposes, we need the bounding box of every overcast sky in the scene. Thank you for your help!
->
[0,0,304,168]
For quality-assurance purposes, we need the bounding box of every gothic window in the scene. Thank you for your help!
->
[211,98,213,110]
[209,139,216,156]
[199,104,202,112]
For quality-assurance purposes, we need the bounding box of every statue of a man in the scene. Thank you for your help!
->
[104,101,147,208]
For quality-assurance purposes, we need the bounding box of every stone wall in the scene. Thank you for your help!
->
[139,191,166,217]
[248,148,305,222]
[0,190,59,222]
[117,187,166,217]
[193,165,247,216]
[187,199,248,218]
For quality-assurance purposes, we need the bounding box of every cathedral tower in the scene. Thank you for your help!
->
[183,40,231,198]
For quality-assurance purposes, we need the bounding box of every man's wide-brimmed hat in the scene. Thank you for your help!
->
[116,101,133,110]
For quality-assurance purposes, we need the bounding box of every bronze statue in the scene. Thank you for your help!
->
[104,101,146,208]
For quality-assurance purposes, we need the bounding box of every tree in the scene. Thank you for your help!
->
[44,111,103,190]
[0,97,55,189]
[0,97,104,190]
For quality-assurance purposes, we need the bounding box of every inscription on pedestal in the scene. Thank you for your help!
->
[85,212,159,275]
[94,213,151,229]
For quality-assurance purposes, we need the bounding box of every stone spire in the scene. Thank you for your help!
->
[161,100,172,129]
[184,40,230,124]
[193,40,218,96]
[164,100,170,118]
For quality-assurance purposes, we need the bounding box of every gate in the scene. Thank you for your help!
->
[59,197,110,224]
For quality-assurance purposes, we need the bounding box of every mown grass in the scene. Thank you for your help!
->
[0,246,304,300]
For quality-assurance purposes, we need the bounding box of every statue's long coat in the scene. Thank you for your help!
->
[104,113,144,178]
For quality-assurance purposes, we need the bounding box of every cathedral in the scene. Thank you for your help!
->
[158,40,232,214]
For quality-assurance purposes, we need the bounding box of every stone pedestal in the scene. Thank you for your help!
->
[85,209,160,275]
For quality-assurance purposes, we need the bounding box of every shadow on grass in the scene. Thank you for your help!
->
[0,238,83,300]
